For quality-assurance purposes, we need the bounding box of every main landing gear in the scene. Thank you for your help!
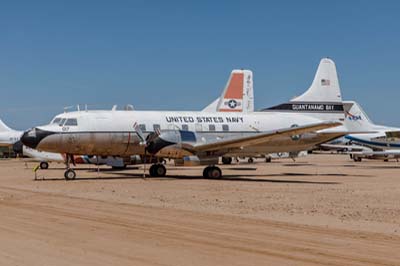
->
[203,166,222,179]
[64,154,77,180]
[64,169,77,180]
[149,163,167,177]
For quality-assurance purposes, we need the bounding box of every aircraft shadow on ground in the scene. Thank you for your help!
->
[34,171,348,185]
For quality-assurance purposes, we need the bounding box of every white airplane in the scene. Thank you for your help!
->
[21,110,342,180]
[20,65,353,180]
[327,101,400,161]
[0,120,23,147]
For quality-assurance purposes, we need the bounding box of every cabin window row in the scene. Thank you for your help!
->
[138,124,230,132]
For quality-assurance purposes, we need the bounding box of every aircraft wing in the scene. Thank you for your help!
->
[193,121,341,152]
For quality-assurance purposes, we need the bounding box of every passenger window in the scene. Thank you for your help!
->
[153,124,161,132]
[182,124,189,131]
[65,118,78,126]
[195,124,203,132]
[209,124,216,131]
[139,124,146,132]
[222,124,229,132]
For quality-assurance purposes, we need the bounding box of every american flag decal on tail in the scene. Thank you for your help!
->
[321,79,330,86]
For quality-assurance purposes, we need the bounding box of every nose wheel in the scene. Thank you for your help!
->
[203,166,222,179]
[64,169,76,180]
[40,161,49,169]
[149,164,167,177]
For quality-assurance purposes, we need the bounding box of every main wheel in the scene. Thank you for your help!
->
[222,157,232,165]
[203,166,211,178]
[265,157,272,163]
[353,157,362,162]
[64,169,76,180]
[155,164,166,177]
[203,166,222,179]
[248,158,254,163]
[40,161,49,169]
[149,164,167,177]
[149,164,157,177]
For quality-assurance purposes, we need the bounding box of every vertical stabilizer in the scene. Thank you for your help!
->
[263,58,344,122]
[291,58,342,102]
[203,70,254,113]
[343,101,376,131]
[217,70,254,112]
[0,119,13,132]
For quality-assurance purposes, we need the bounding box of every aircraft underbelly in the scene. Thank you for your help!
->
[38,132,145,156]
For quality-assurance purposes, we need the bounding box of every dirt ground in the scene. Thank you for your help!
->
[0,154,399,266]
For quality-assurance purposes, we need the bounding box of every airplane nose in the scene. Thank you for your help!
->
[20,128,55,149]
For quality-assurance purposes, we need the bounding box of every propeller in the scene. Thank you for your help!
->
[133,122,162,178]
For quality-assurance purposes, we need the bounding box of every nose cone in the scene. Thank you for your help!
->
[20,128,55,149]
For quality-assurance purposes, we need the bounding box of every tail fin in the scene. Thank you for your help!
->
[343,101,376,131]
[203,70,254,113]
[291,58,342,102]
[263,58,344,122]
[0,119,13,132]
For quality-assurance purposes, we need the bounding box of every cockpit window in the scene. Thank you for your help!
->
[59,118,66,126]
[64,118,78,126]
[52,118,61,124]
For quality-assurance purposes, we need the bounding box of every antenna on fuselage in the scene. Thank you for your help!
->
[63,106,74,113]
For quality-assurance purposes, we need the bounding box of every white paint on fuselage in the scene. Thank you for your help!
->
[34,110,341,156]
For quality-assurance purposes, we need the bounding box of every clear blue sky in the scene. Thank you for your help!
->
[1,1,400,129]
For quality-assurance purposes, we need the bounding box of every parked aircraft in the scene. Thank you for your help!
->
[20,63,351,180]
[324,101,400,161]
[0,120,22,147]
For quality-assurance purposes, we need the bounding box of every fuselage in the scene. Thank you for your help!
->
[346,125,400,150]
[21,110,343,158]
[0,130,23,147]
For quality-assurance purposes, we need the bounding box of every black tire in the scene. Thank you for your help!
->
[353,157,362,162]
[40,161,49,169]
[248,158,254,164]
[64,169,76,180]
[265,157,272,163]
[222,157,232,165]
[149,164,166,177]
[208,166,222,179]
[203,167,211,178]
[149,165,157,177]
[155,164,166,177]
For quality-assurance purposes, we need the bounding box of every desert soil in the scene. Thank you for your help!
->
[0,154,399,266]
